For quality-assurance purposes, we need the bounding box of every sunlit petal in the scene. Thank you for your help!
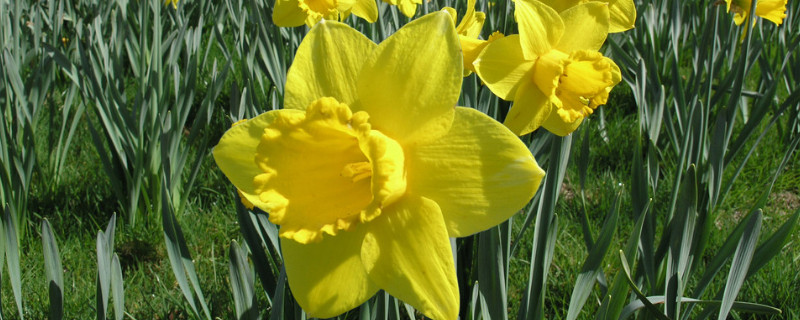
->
[283,224,380,318]
[542,108,584,136]
[557,2,610,53]
[285,20,376,110]
[515,0,564,58]
[408,107,544,236]
[351,0,379,22]
[357,12,461,144]
[273,0,308,27]
[609,0,636,32]
[474,34,534,100]
[361,196,459,320]
[505,80,554,135]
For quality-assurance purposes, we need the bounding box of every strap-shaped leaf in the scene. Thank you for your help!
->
[229,240,259,320]
[42,219,64,320]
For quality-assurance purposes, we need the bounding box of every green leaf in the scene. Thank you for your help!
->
[111,254,125,320]
[229,240,259,320]
[718,210,762,319]
[161,187,211,320]
[42,219,64,320]
[4,208,24,319]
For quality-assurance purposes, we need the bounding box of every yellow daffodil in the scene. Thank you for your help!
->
[213,12,544,320]
[444,0,505,75]
[725,0,787,26]
[539,0,636,32]
[273,0,378,27]
[164,0,178,9]
[382,0,421,18]
[474,0,621,136]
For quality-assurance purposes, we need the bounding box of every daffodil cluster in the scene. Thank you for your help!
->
[214,12,544,320]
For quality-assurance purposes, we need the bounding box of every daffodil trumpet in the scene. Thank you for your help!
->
[273,0,378,27]
[724,0,787,26]
[213,12,544,320]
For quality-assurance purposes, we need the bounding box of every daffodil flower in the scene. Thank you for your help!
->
[474,0,621,136]
[164,0,178,9]
[444,0,505,76]
[273,0,378,27]
[213,12,544,320]
[538,0,636,32]
[382,0,421,18]
[725,0,787,26]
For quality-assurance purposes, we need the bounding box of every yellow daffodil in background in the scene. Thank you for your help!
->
[725,0,787,26]
[474,0,621,136]
[538,0,636,32]
[383,0,421,18]
[213,12,544,320]
[273,0,378,27]
[444,0,505,76]
[164,0,178,9]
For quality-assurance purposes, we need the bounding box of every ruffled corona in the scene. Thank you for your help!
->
[252,97,406,244]
[299,0,340,24]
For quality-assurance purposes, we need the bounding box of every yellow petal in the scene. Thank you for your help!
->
[608,0,636,32]
[213,109,304,210]
[361,196,459,320]
[542,108,584,136]
[537,0,582,12]
[356,12,461,144]
[505,80,554,136]
[285,20,376,110]
[273,0,308,27]
[443,7,458,24]
[557,2,610,53]
[397,0,419,17]
[282,224,380,318]
[408,107,544,236]
[351,0,379,22]
[459,35,486,74]
[515,0,564,58]
[755,0,787,25]
[473,34,534,100]
[456,0,485,38]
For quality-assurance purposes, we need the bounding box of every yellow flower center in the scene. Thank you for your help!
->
[298,0,339,22]
[533,49,619,123]
[252,97,407,244]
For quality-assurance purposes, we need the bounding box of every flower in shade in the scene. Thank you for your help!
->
[273,0,378,27]
[213,12,544,320]
[474,0,621,136]
[725,0,787,26]
[538,0,636,33]
[443,0,505,76]
[164,0,178,9]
